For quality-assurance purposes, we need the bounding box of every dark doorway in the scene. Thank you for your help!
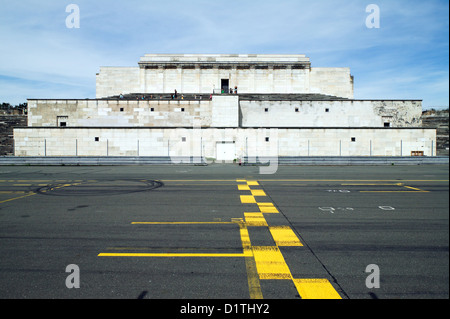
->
[221,79,229,93]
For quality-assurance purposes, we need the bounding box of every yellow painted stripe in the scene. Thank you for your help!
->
[98,252,252,257]
[258,202,275,206]
[0,191,27,194]
[269,226,303,246]
[239,223,252,253]
[158,179,449,182]
[239,222,263,299]
[0,180,53,183]
[342,183,405,186]
[244,213,268,227]
[53,184,73,189]
[257,202,279,213]
[163,179,238,182]
[0,192,36,204]
[238,184,251,191]
[293,279,341,299]
[241,195,257,203]
[247,181,259,186]
[252,246,292,280]
[245,256,263,299]
[251,189,266,196]
[255,179,448,182]
[360,191,429,193]
[403,186,428,192]
[170,183,238,186]
[131,222,235,225]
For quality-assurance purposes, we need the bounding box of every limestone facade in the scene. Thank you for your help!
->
[14,54,436,159]
[26,97,422,128]
[96,54,354,99]
[14,127,436,157]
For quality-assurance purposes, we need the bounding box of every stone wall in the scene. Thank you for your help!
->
[309,68,353,99]
[27,97,421,129]
[240,100,422,128]
[95,54,354,98]
[27,99,213,127]
[422,109,449,155]
[96,67,140,98]
[14,127,436,158]
[0,115,27,155]
[211,95,239,127]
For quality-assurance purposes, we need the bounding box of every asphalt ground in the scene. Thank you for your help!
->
[0,164,448,304]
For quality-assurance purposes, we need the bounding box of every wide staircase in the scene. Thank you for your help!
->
[105,92,349,101]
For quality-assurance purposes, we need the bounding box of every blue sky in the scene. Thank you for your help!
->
[0,0,448,109]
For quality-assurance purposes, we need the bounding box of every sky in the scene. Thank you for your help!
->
[0,0,448,109]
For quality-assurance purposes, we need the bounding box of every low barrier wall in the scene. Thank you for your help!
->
[243,156,449,166]
[0,156,207,166]
[0,156,448,166]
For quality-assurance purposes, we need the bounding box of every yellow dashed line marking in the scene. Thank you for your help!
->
[235,178,341,299]
[251,189,266,197]
[252,246,292,280]
[97,177,343,299]
[257,202,279,213]
[241,195,257,203]
[238,184,251,191]
[269,226,303,246]
[293,279,342,299]
[244,213,268,227]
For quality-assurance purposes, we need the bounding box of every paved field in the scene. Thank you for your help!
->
[0,164,448,301]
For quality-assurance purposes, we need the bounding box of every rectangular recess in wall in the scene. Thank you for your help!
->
[57,116,68,127]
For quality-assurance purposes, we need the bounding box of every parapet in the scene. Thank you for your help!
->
[138,54,311,68]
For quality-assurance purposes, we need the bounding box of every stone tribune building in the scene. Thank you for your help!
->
[13,54,436,160]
